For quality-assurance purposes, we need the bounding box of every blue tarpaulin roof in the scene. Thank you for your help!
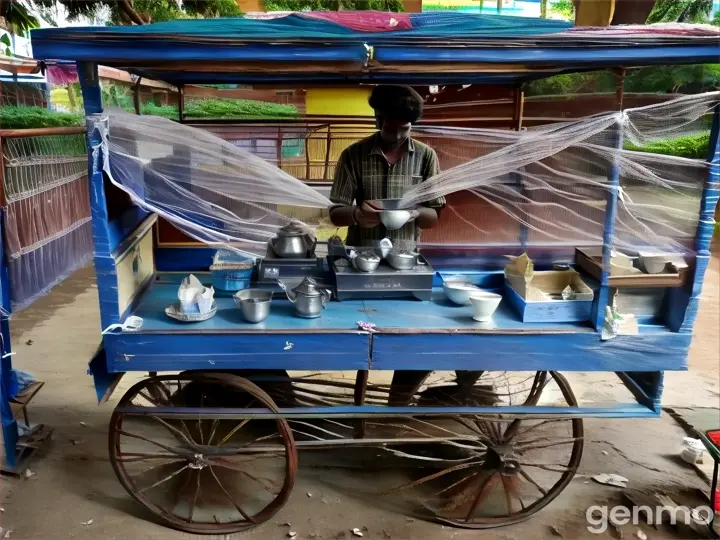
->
[33,13,572,41]
[30,12,720,86]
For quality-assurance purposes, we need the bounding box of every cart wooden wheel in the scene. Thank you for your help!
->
[109,373,297,535]
[389,371,583,529]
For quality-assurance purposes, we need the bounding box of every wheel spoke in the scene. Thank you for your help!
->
[515,437,583,453]
[117,429,189,457]
[519,469,547,495]
[116,452,181,463]
[438,471,480,496]
[132,459,186,479]
[208,465,255,523]
[198,393,205,445]
[149,415,199,448]
[208,458,281,492]
[206,419,220,446]
[215,419,251,447]
[464,472,496,522]
[519,463,572,473]
[188,469,200,521]
[440,473,482,511]
[390,461,482,493]
[139,463,190,493]
[510,419,568,442]
[500,475,514,516]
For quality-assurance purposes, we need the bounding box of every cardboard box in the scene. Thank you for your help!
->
[504,254,594,322]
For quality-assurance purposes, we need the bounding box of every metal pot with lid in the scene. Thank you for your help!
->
[269,222,317,258]
[277,277,332,318]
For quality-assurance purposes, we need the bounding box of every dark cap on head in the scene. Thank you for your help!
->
[368,85,423,124]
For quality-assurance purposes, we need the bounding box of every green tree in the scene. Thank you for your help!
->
[0,1,40,34]
[550,0,574,20]
[32,0,241,25]
[646,0,713,23]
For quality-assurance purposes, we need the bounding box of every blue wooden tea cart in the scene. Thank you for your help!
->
[28,12,719,535]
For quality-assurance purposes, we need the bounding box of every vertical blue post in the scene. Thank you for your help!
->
[594,117,624,331]
[77,62,120,330]
[669,104,720,332]
[0,208,18,469]
[513,86,528,250]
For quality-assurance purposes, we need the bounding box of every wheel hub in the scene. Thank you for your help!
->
[486,445,520,477]
[188,453,207,470]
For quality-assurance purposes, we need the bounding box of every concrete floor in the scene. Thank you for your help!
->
[1,252,718,540]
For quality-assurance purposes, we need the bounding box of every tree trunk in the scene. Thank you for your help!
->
[541,0,548,17]
[119,0,146,25]
[611,0,657,24]
[496,0,502,12]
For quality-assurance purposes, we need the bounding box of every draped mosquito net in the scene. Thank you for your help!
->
[96,91,718,257]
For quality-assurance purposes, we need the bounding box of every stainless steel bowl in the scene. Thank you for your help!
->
[233,289,272,323]
[387,249,417,270]
[352,251,381,273]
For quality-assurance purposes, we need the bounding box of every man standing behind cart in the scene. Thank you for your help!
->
[329,85,444,251]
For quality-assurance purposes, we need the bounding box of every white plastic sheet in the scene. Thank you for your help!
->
[99,91,718,257]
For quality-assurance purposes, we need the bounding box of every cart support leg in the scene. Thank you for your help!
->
[354,370,368,438]
[0,208,18,470]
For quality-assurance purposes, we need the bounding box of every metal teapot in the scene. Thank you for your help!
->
[269,222,317,258]
[277,277,332,318]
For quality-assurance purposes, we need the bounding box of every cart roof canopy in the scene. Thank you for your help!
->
[31,12,720,86]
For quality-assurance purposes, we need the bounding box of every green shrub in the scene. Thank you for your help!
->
[184,98,298,119]
[624,132,710,159]
[122,98,299,121]
[0,106,83,129]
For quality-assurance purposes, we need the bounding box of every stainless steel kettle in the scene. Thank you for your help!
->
[269,222,317,258]
[278,277,331,318]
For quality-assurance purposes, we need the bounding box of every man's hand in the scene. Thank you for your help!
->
[414,207,439,229]
[354,200,382,228]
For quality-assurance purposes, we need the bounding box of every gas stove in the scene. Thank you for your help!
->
[255,244,328,293]
[329,240,434,301]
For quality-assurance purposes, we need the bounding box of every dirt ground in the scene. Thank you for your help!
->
[0,252,718,540]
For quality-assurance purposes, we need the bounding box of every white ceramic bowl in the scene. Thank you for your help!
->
[380,210,412,231]
[469,291,502,322]
[638,255,668,274]
[443,280,480,305]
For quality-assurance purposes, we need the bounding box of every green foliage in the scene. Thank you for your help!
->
[184,99,299,119]
[263,0,403,11]
[646,0,713,23]
[0,106,84,129]
[624,64,720,94]
[1,1,40,35]
[550,0,574,21]
[1,33,11,56]
[136,103,180,120]
[526,64,720,97]
[115,98,300,121]
[33,0,241,25]
[525,71,616,96]
[102,84,134,109]
[624,132,710,160]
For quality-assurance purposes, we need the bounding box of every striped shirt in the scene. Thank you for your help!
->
[330,133,445,250]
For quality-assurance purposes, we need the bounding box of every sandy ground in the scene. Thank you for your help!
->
[0,251,718,540]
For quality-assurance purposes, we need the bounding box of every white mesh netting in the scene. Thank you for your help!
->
[98,91,718,257]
